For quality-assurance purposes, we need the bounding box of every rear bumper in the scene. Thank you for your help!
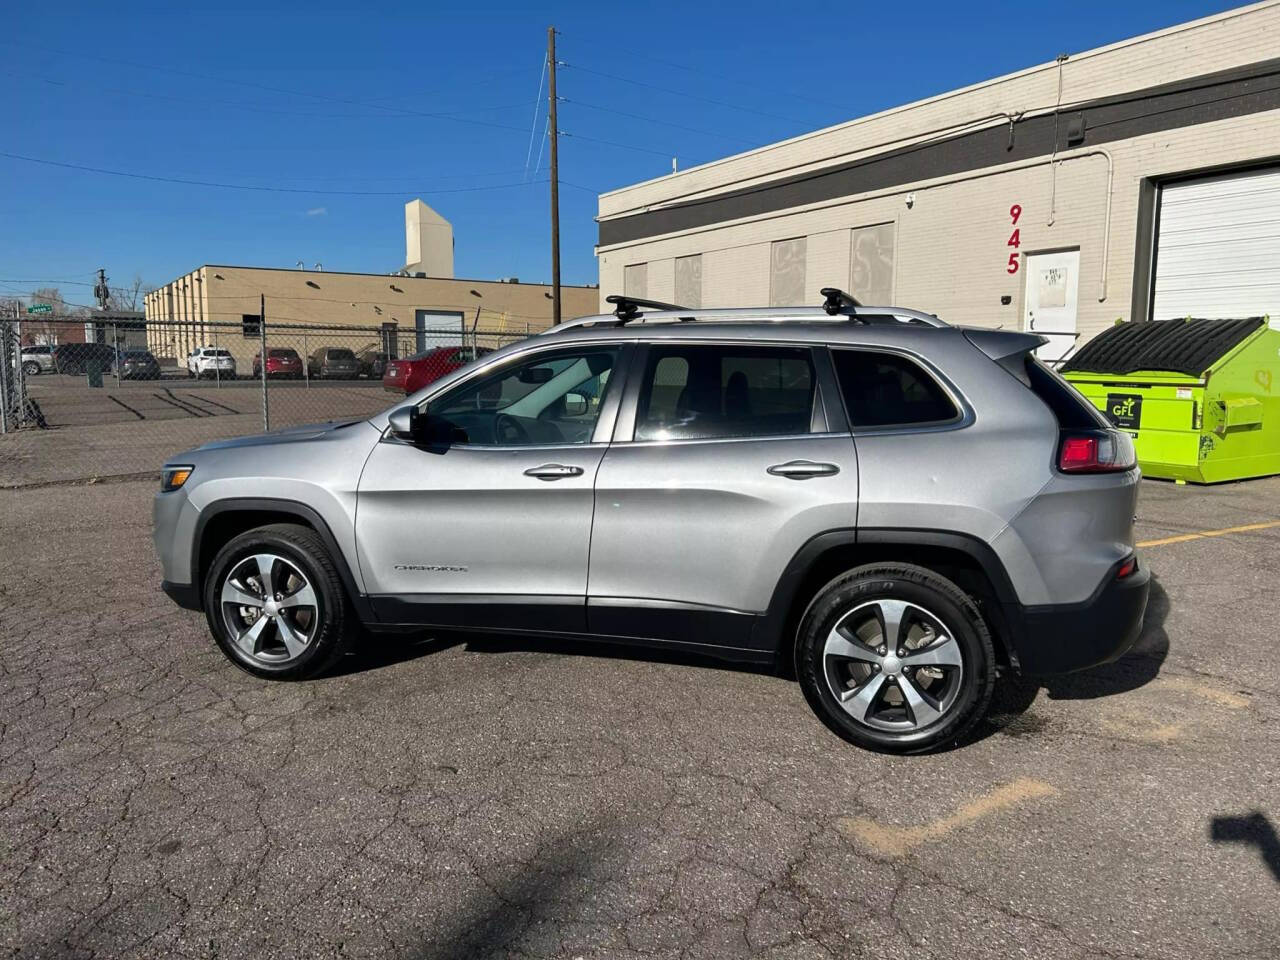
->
[161,579,202,611]
[1004,558,1150,675]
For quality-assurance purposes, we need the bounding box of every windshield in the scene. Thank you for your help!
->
[327,349,355,360]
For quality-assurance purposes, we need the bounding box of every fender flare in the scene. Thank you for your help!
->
[191,497,375,623]
[751,527,1019,654]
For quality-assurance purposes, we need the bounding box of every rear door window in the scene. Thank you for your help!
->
[634,344,815,441]
[831,349,959,428]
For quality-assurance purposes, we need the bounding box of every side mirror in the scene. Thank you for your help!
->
[564,392,589,417]
[388,406,464,447]
[387,405,418,437]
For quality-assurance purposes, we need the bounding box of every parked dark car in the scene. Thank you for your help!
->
[308,347,360,380]
[252,348,304,379]
[119,349,162,380]
[382,345,491,394]
[356,347,390,379]
[52,342,119,376]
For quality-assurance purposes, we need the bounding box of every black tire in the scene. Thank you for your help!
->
[203,523,355,680]
[795,563,995,754]
[22,361,40,376]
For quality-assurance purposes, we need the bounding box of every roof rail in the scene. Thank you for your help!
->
[605,294,687,321]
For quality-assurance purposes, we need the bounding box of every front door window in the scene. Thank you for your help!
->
[427,348,620,446]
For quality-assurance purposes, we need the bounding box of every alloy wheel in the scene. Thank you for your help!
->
[822,599,965,732]
[219,553,319,665]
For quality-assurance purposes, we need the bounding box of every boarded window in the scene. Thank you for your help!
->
[674,255,702,308]
[769,238,806,307]
[624,263,648,298]
[850,222,895,305]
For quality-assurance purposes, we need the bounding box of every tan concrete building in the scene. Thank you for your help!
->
[597,2,1280,361]
[145,198,598,366]
[145,266,597,364]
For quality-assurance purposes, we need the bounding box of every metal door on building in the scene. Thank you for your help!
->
[1022,249,1080,364]
[414,309,464,354]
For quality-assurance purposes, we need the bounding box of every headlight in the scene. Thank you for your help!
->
[161,465,194,491]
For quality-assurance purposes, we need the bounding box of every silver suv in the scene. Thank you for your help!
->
[154,291,1149,753]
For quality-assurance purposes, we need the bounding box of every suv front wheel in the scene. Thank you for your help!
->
[796,563,995,754]
[203,523,353,680]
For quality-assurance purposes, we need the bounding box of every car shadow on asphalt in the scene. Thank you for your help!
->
[971,575,1170,744]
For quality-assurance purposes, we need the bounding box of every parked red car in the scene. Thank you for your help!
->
[252,348,304,379]
[382,346,490,394]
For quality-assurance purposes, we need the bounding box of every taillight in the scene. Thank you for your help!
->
[1116,555,1138,579]
[1057,430,1136,473]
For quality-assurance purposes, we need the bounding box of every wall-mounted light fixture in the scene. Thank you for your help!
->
[306,280,320,289]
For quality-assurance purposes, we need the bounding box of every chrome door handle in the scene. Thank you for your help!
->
[523,463,584,481]
[767,460,840,479]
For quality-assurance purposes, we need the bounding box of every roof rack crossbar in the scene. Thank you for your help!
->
[820,287,862,316]
[604,294,687,322]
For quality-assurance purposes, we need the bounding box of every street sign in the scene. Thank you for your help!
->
[27,304,52,314]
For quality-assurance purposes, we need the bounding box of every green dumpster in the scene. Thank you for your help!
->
[1060,317,1280,483]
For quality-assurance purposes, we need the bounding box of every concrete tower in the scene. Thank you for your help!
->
[403,199,453,278]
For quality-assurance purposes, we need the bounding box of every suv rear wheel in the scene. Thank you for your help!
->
[796,563,994,753]
[203,523,353,680]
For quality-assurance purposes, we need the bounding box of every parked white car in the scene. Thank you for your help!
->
[187,348,237,379]
[19,344,55,376]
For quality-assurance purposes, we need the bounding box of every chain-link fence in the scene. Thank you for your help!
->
[0,315,535,487]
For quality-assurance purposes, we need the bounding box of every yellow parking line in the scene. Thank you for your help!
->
[1137,519,1280,549]
[838,778,1057,857]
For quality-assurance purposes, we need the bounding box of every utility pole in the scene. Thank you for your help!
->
[94,268,110,310]
[547,25,561,325]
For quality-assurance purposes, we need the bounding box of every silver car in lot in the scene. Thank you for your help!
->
[154,291,1148,753]
[19,344,55,376]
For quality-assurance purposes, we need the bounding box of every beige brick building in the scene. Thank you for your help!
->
[144,266,598,365]
[597,2,1280,361]
[145,198,599,367]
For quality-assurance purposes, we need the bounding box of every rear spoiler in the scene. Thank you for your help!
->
[962,329,1047,361]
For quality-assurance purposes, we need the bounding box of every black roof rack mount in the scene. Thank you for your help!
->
[604,294,686,322]
[820,287,862,316]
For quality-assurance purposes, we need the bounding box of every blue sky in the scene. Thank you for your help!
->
[2,0,1243,303]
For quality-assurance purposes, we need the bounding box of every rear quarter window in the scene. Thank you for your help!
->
[831,349,959,428]
[1025,357,1109,429]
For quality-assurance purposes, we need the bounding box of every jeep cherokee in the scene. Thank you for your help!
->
[154,291,1149,753]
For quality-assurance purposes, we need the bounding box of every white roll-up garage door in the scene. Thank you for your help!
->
[1151,165,1280,320]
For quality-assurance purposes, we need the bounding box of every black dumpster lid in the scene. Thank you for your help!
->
[1060,317,1266,377]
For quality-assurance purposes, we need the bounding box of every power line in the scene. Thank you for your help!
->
[524,53,549,181]
[558,130,675,159]
[0,43,532,135]
[560,63,811,126]
[616,51,851,112]
[0,152,552,197]
[7,70,529,122]
[560,96,758,146]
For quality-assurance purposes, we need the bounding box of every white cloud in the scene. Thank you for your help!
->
[306,207,327,217]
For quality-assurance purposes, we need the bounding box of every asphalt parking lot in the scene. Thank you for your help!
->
[0,377,392,487]
[2,472,1279,959]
